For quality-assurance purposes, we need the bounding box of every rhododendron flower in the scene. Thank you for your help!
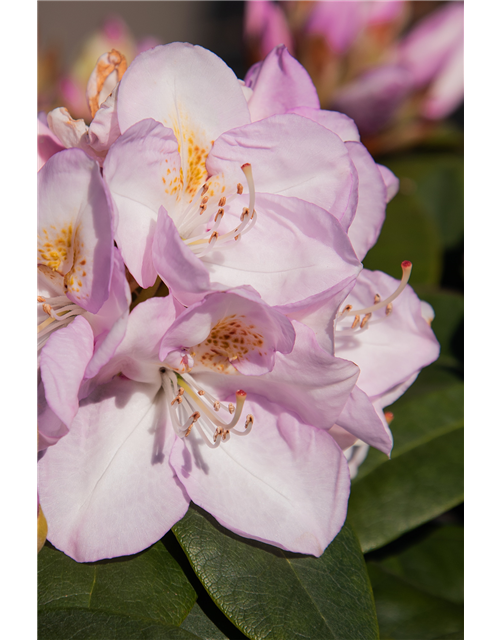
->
[37,289,365,561]
[330,262,440,453]
[243,45,399,262]
[37,149,130,449]
[102,42,364,320]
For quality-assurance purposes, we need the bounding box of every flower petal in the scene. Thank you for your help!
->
[117,42,251,147]
[37,377,190,562]
[40,315,94,428]
[244,45,319,121]
[206,114,357,224]
[170,395,350,556]
[38,148,114,313]
[103,118,180,287]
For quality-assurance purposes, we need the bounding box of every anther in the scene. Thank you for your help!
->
[240,208,249,221]
[213,400,220,412]
[360,313,372,329]
[374,294,381,304]
[199,203,207,214]
[237,183,243,195]
[159,367,167,374]
[215,208,224,221]
[171,395,183,406]
[198,390,205,396]
[228,403,235,414]
[351,315,360,329]
[218,196,226,207]
[201,184,209,195]
[201,196,209,205]
[37,296,45,303]
[386,303,393,316]
[234,234,240,241]
[245,415,254,429]
[209,231,218,242]
[42,303,52,315]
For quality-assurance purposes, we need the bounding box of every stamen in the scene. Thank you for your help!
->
[374,294,381,304]
[218,197,226,207]
[241,164,256,219]
[351,315,360,329]
[344,262,412,317]
[386,303,393,316]
[237,183,243,195]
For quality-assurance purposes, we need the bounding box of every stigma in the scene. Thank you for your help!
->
[335,261,412,334]
[182,163,257,258]
[159,367,253,448]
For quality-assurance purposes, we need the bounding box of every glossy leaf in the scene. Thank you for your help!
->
[367,563,463,640]
[376,525,463,604]
[38,609,202,640]
[173,506,379,640]
[38,542,197,628]
[349,385,463,551]
[180,604,229,640]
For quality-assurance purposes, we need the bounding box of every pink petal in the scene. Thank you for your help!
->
[244,45,319,121]
[334,269,440,399]
[40,316,94,428]
[290,106,361,142]
[38,377,190,562]
[334,386,393,455]
[200,192,361,308]
[38,149,114,314]
[244,1,294,59]
[37,114,64,170]
[170,395,350,556]
[193,320,359,430]
[305,1,368,53]
[117,43,251,142]
[344,141,387,260]
[153,206,212,306]
[206,114,357,225]
[103,119,181,287]
[377,164,400,203]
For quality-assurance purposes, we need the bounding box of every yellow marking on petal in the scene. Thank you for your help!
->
[37,223,73,271]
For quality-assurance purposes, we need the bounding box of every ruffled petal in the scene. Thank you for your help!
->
[170,395,350,556]
[244,45,319,121]
[40,316,94,428]
[37,377,190,562]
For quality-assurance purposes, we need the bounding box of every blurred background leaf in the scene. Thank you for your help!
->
[173,505,379,640]
[363,152,463,290]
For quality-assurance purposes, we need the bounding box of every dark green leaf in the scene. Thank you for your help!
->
[367,563,463,640]
[362,190,442,286]
[382,154,464,249]
[38,542,197,628]
[376,525,463,604]
[412,287,464,366]
[173,506,378,640]
[180,603,229,640]
[38,609,202,640]
[349,385,463,551]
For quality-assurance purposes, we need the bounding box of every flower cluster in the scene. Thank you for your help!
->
[245,0,464,154]
[37,42,439,562]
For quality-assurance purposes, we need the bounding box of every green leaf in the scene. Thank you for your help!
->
[349,385,463,551]
[367,563,463,640]
[382,154,464,249]
[173,506,379,640]
[38,609,202,640]
[412,287,464,367]
[362,189,442,286]
[376,526,463,604]
[38,542,197,628]
[180,603,229,640]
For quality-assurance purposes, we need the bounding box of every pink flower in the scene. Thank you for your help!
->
[329,263,440,455]
[37,149,130,450]
[37,289,362,561]
[102,42,363,323]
